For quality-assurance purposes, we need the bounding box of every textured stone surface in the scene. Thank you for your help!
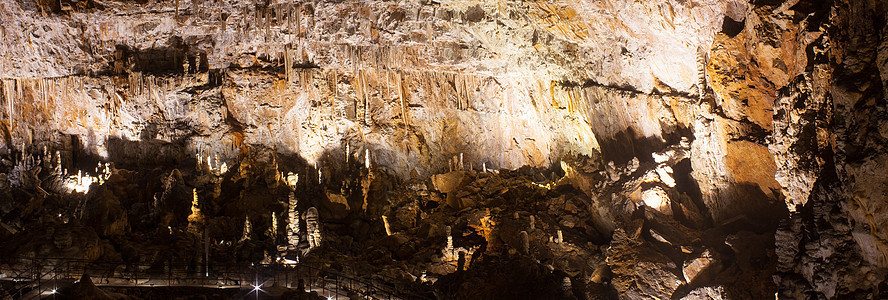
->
[0,0,886,298]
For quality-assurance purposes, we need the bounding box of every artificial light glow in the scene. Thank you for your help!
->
[642,187,670,212]
[251,282,264,293]
[50,289,57,294]
[533,182,555,190]
[327,296,335,300]
[284,172,298,188]
[63,171,95,193]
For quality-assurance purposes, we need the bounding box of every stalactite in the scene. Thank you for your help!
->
[362,69,370,124]
[696,47,707,101]
[365,148,370,169]
[284,47,292,82]
[398,71,408,134]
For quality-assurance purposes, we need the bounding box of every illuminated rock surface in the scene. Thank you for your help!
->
[0,0,885,299]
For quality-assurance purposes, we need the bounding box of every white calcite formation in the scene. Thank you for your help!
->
[0,0,746,180]
[0,0,882,298]
[286,191,300,248]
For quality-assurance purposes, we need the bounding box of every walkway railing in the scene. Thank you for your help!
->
[0,256,435,300]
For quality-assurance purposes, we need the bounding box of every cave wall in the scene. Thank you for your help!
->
[0,0,741,179]
[1,0,888,297]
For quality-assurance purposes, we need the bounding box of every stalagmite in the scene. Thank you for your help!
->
[54,151,62,174]
[483,162,487,173]
[345,143,350,164]
[442,225,457,261]
[240,217,252,242]
[446,226,453,250]
[304,207,321,249]
[520,231,529,254]
[287,192,300,247]
[561,277,572,294]
[382,215,392,236]
[270,213,278,239]
[187,188,204,235]
[556,229,563,244]
[459,153,464,170]
[529,215,535,231]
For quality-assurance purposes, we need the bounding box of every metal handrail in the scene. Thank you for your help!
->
[0,256,435,300]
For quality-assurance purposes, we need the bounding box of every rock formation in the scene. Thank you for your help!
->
[286,191,300,248]
[0,0,884,298]
[303,207,321,250]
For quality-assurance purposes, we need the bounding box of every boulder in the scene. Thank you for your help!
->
[431,171,471,194]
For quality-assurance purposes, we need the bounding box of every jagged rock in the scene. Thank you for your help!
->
[0,0,882,298]
[431,171,471,194]
[680,286,726,300]
[82,185,128,236]
[607,226,681,299]
[62,273,132,300]
[683,250,714,283]
[323,191,350,220]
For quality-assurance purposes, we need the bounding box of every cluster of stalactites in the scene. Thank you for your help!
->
[448,153,465,172]
[196,152,228,176]
[8,145,40,188]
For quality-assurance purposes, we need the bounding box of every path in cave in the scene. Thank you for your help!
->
[1,257,432,299]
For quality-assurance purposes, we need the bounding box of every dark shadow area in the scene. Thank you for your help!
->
[597,128,665,165]
[721,15,745,38]
[105,136,191,169]
[111,38,209,75]
[597,125,693,166]
[789,0,833,31]
[434,256,574,300]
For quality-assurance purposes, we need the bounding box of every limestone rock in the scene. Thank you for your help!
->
[431,171,471,194]
[682,250,714,283]
[607,227,681,299]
